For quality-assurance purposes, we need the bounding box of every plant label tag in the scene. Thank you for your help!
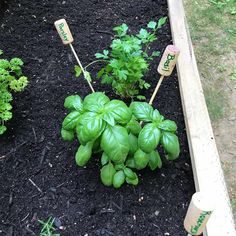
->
[54,19,74,45]
[157,45,180,76]
[184,192,214,235]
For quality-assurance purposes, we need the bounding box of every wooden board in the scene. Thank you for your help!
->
[167,0,236,235]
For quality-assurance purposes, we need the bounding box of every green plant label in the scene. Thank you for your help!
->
[190,211,211,234]
[163,54,175,71]
[58,23,69,42]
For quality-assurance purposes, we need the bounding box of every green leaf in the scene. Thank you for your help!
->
[97,68,105,79]
[113,23,128,37]
[101,125,130,163]
[151,51,160,57]
[77,114,105,143]
[105,100,132,124]
[75,65,82,77]
[123,167,136,180]
[134,149,149,170]
[83,92,110,112]
[152,109,164,123]
[138,123,161,153]
[128,133,138,155]
[0,125,7,135]
[161,132,180,160]
[114,163,125,171]
[113,170,125,188]
[148,150,162,170]
[126,172,139,186]
[130,102,153,121]
[137,29,150,40]
[126,157,136,168]
[100,162,116,186]
[158,120,177,132]
[137,95,146,100]
[102,112,115,126]
[126,118,142,135]
[61,129,74,141]
[147,21,157,29]
[84,71,92,82]
[10,58,23,66]
[0,49,3,55]
[103,50,109,56]
[75,142,93,166]
[62,111,81,130]
[0,111,12,121]
[95,52,108,59]
[101,152,109,166]
[157,17,167,29]
[64,95,83,112]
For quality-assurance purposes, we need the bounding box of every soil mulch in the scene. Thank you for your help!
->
[0,0,195,235]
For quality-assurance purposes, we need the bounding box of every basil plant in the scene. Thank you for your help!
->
[61,92,180,188]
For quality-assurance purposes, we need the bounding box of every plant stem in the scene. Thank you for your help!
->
[84,60,108,70]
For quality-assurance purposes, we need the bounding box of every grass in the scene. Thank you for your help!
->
[38,217,60,236]
[184,0,236,123]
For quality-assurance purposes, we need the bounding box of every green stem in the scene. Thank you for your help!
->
[84,60,108,70]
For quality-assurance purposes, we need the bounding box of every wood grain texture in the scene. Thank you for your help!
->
[167,0,236,235]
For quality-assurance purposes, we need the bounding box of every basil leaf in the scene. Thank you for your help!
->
[128,133,138,155]
[113,170,125,188]
[125,157,136,168]
[100,162,116,186]
[124,167,136,180]
[101,125,130,164]
[62,111,81,130]
[101,152,109,166]
[75,142,93,166]
[134,149,149,170]
[77,114,105,143]
[105,100,132,124]
[61,129,74,141]
[64,95,83,112]
[126,172,139,186]
[114,163,125,171]
[161,132,180,160]
[83,92,110,112]
[102,112,115,126]
[152,109,164,123]
[130,102,153,121]
[148,150,162,170]
[158,120,177,132]
[138,123,161,153]
[126,117,141,135]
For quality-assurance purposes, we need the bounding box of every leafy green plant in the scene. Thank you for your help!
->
[61,92,180,188]
[0,50,28,134]
[38,217,60,236]
[74,18,167,99]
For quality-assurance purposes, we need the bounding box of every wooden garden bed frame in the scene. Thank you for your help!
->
[167,0,236,235]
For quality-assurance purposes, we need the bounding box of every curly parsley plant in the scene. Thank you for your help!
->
[0,50,28,134]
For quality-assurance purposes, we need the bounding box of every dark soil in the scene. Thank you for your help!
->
[0,0,195,235]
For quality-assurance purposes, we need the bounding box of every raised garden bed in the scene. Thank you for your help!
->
[0,0,234,235]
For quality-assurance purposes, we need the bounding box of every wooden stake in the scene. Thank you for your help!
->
[149,75,164,105]
[54,19,95,93]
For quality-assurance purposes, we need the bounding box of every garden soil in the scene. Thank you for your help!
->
[0,0,195,235]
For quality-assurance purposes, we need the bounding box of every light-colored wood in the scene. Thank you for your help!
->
[54,19,74,45]
[149,75,164,105]
[184,192,214,235]
[167,1,236,235]
[157,45,180,76]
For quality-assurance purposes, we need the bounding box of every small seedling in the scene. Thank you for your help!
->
[0,50,28,135]
[38,217,60,236]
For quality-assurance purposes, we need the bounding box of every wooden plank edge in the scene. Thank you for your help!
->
[167,0,236,235]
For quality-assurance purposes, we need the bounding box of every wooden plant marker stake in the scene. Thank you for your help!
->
[149,45,180,105]
[54,19,95,93]
[184,192,214,236]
